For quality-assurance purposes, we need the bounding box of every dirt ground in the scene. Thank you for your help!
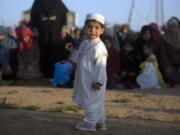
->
[0,84,180,135]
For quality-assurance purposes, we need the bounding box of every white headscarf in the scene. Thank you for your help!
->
[86,13,105,25]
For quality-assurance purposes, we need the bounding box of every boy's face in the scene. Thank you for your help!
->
[85,21,104,40]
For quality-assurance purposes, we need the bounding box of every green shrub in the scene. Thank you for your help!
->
[54,105,82,113]
[0,103,19,109]
[24,105,41,111]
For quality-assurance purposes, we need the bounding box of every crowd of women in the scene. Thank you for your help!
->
[0,16,180,89]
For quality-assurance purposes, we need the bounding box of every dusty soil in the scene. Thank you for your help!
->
[0,85,180,135]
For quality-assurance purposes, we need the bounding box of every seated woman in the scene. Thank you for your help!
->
[135,25,155,66]
[120,38,138,89]
[137,43,165,89]
[102,36,121,89]
[158,17,180,84]
[17,27,42,80]
[0,25,17,81]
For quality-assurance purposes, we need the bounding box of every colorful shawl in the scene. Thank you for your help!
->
[19,27,34,52]
[140,54,165,88]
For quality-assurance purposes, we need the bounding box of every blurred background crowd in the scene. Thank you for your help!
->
[0,0,180,89]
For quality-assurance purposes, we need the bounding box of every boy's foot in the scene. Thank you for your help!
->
[75,122,96,131]
[96,123,107,131]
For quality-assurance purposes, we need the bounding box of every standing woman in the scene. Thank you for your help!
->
[17,27,42,80]
[158,17,180,84]
[30,0,68,77]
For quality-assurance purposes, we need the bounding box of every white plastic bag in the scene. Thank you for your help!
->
[136,62,161,89]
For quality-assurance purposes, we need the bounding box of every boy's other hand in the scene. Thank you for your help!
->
[92,82,102,90]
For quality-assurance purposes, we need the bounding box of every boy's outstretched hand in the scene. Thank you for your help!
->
[92,82,102,90]
[65,43,74,52]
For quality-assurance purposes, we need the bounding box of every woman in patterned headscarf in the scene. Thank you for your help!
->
[158,17,180,84]
[17,27,42,80]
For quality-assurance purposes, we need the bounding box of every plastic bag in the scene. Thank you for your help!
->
[52,61,73,87]
[136,62,161,89]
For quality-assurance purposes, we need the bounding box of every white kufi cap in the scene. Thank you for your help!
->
[86,13,105,25]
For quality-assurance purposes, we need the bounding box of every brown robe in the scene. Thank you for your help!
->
[158,38,180,83]
[17,41,42,80]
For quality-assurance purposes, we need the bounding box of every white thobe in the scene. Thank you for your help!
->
[70,38,107,125]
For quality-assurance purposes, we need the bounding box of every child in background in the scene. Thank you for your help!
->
[102,36,121,89]
[66,13,107,131]
[120,38,138,89]
[136,43,165,89]
[53,26,74,63]
[72,27,82,49]
[51,26,75,87]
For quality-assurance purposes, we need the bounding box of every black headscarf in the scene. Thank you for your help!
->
[135,25,155,67]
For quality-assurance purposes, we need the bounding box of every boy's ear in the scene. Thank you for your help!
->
[100,28,105,34]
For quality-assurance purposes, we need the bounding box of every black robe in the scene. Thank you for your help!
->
[30,0,68,77]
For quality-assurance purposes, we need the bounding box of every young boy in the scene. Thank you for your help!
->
[66,13,108,131]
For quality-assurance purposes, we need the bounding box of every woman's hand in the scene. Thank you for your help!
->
[92,82,102,90]
[65,43,74,52]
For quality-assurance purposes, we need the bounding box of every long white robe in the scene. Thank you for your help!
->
[70,38,107,124]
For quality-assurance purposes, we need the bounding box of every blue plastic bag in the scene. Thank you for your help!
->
[52,61,73,87]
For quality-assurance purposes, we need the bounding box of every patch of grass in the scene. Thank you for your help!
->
[0,103,19,109]
[138,114,154,121]
[12,80,25,85]
[53,105,82,113]
[7,90,18,95]
[112,98,130,103]
[0,97,19,109]
[56,101,64,105]
[133,93,148,98]
[41,89,52,93]
[24,105,41,111]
